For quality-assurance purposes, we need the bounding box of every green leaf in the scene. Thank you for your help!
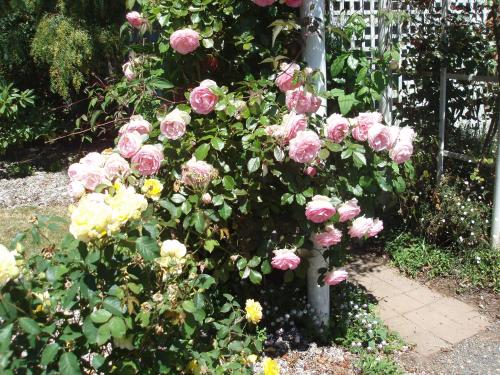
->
[125,0,135,10]
[247,157,260,173]
[393,176,406,192]
[261,260,272,275]
[273,146,285,162]
[194,143,210,160]
[91,354,106,370]
[203,239,219,253]
[90,309,112,324]
[202,38,214,48]
[218,203,232,220]
[281,193,294,205]
[211,137,225,151]
[41,343,60,366]
[295,194,306,205]
[82,318,97,344]
[19,317,41,335]
[103,297,123,316]
[149,79,174,90]
[109,317,127,339]
[338,93,355,115]
[228,341,244,352]
[330,55,347,77]
[136,236,160,261]
[249,270,262,284]
[222,176,235,190]
[347,55,359,70]
[193,211,206,233]
[171,193,186,204]
[271,25,283,47]
[182,300,196,313]
[0,324,12,352]
[352,152,367,167]
[58,352,81,375]
[96,324,111,346]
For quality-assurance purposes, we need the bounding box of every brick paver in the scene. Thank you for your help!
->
[345,254,492,356]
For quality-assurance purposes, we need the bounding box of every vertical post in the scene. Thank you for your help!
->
[491,101,500,247]
[378,0,392,125]
[301,0,329,327]
[437,0,448,182]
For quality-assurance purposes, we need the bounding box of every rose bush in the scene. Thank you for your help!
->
[0,0,415,373]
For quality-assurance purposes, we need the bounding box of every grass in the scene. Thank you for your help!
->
[0,205,68,250]
[385,232,499,292]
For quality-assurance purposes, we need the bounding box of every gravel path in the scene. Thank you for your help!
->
[0,172,70,208]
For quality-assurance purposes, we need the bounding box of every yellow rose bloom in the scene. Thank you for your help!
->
[246,354,258,364]
[263,357,280,375]
[141,178,163,201]
[245,299,262,324]
[0,244,19,288]
[107,186,148,232]
[160,239,187,258]
[69,193,112,242]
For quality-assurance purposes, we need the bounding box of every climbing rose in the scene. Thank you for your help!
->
[181,157,217,188]
[289,130,321,163]
[286,88,321,114]
[79,166,108,191]
[68,163,85,180]
[169,28,200,55]
[245,299,263,324]
[141,178,163,201]
[352,111,382,141]
[263,357,280,375]
[337,198,361,222]
[275,63,301,92]
[368,123,392,151]
[202,193,212,204]
[0,244,19,288]
[305,166,317,177]
[388,126,401,148]
[325,113,350,143]
[80,152,105,167]
[251,0,276,6]
[126,11,146,28]
[161,239,187,258]
[285,0,303,7]
[324,269,348,286]
[190,79,218,114]
[267,113,308,144]
[160,109,191,140]
[305,195,336,223]
[390,141,413,164]
[118,131,142,158]
[122,61,136,80]
[131,145,164,176]
[119,115,152,136]
[271,249,301,270]
[104,153,130,181]
[311,225,342,248]
[348,216,374,238]
[369,218,384,237]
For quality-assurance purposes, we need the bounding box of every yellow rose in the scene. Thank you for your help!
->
[142,178,163,201]
[263,357,280,375]
[107,186,148,232]
[69,193,112,242]
[160,239,187,258]
[0,244,19,288]
[245,299,262,324]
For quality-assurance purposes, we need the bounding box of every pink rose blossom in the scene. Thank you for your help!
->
[305,195,336,223]
[122,61,136,80]
[352,112,382,141]
[202,193,212,204]
[80,166,108,191]
[282,113,307,143]
[190,80,219,115]
[68,181,85,199]
[338,198,361,222]
[181,157,217,188]
[275,63,301,92]
[348,216,373,238]
[169,29,200,55]
[118,131,142,158]
[80,152,105,167]
[126,11,146,29]
[271,249,301,270]
[285,0,303,7]
[398,126,416,143]
[119,115,151,136]
[326,113,350,143]
[367,123,392,151]
[160,109,191,140]
[324,269,348,286]
[131,145,164,176]
[104,153,130,180]
[388,126,401,148]
[305,166,317,177]
[251,0,276,6]
[285,88,321,114]
[389,142,413,164]
[368,218,384,237]
[311,225,342,248]
[351,124,369,142]
[289,130,321,163]
[68,163,85,181]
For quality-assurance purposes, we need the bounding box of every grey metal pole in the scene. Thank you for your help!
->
[301,0,329,327]
[491,101,500,247]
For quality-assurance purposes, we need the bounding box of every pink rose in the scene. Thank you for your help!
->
[131,145,163,176]
[275,63,301,92]
[348,217,373,238]
[326,113,350,143]
[80,152,105,167]
[126,11,146,29]
[286,88,321,114]
[337,198,361,222]
[68,181,85,200]
[202,193,212,204]
[388,126,401,148]
[68,163,85,181]
[271,249,301,270]
[389,142,413,164]
[289,130,321,164]
[367,123,392,151]
[351,124,369,142]
[104,153,130,180]
[368,218,384,237]
[169,29,200,55]
[190,80,219,115]
[282,113,307,143]
[305,195,336,223]
[324,269,348,286]
[305,166,317,177]
[398,126,416,143]
[285,0,303,7]
[252,0,276,6]
[118,131,142,158]
[352,112,382,142]
[119,115,151,136]
[79,166,108,191]
[160,109,191,140]
[181,157,217,188]
[122,61,136,80]
[311,225,342,248]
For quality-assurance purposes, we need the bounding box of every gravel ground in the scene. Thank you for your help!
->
[0,172,70,208]
[399,321,500,375]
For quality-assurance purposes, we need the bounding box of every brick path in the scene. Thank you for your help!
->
[345,253,491,355]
